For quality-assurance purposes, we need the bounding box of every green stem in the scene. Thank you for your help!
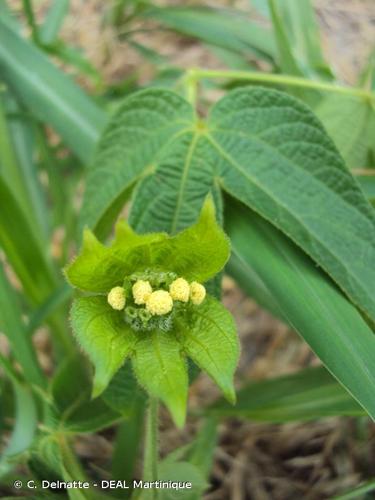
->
[184,73,198,108]
[143,398,159,487]
[186,68,375,101]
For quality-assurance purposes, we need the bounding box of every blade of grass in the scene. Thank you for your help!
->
[225,199,375,420]
[27,283,72,335]
[4,92,50,241]
[39,0,69,46]
[0,176,56,304]
[143,6,277,63]
[207,366,364,421]
[21,0,40,44]
[0,262,46,387]
[0,374,38,478]
[332,480,375,500]
[0,93,33,227]
[0,177,73,354]
[0,20,106,163]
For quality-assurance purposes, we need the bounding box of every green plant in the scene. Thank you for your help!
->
[65,199,239,428]
[0,1,374,499]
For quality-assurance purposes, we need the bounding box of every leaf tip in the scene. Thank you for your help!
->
[92,374,107,399]
[223,382,236,405]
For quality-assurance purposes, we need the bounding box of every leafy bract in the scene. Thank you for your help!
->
[66,197,230,293]
[148,196,230,282]
[65,223,168,293]
[132,331,188,428]
[70,296,136,397]
[70,293,237,427]
[177,296,239,404]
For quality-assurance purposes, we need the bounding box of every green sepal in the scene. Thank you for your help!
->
[132,330,188,428]
[177,295,239,404]
[70,296,136,397]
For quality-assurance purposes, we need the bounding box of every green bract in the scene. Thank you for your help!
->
[65,199,239,427]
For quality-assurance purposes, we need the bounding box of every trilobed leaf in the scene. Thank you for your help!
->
[177,296,239,404]
[70,296,136,397]
[132,330,188,428]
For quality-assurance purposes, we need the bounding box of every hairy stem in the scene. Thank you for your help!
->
[143,398,159,489]
[186,68,375,101]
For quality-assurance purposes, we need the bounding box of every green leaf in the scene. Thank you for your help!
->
[333,479,375,500]
[0,20,106,163]
[316,94,375,168]
[177,296,239,405]
[208,366,364,422]
[63,397,121,434]
[0,176,56,304]
[132,330,188,428]
[147,196,230,282]
[0,262,45,387]
[267,0,333,80]
[156,462,207,500]
[101,361,145,415]
[68,198,228,291]
[111,402,145,486]
[65,224,167,292]
[187,418,217,480]
[0,380,37,477]
[207,87,375,324]
[39,0,69,45]
[358,175,375,205]
[143,6,276,63]
[80,88,193,231]
[268,0,302,76]
[51,353,121,433]
[128,127,216,235]
[46,41,103,88]
[3,92,50,241]
[70,296,136,397]
[225,199,375,420]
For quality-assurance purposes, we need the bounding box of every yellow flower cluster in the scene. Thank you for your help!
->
[107,286,126,310]
[146,290,173,315]
[132,280,152,305]
[169,277,190,302]
[189,281,206,305]
[107,276,206,315]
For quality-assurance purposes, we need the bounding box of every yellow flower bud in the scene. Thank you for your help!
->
[132,280,152,305]
[190,282,206,305]
[107,286,126,310]
[146,290,173,316]
[169,277,190,302]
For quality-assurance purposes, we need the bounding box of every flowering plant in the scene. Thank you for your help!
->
[65,198,239,426]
